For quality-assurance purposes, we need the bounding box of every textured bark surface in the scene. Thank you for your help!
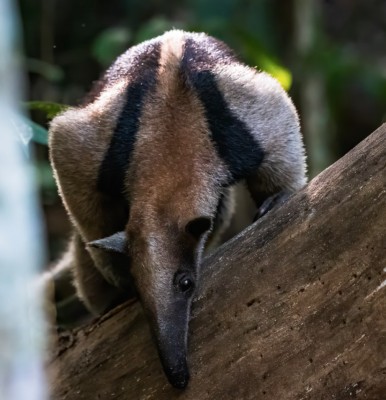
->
[48,124,386,400]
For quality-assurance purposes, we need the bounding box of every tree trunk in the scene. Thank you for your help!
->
[293,0,336,177]
[0,1,47,399]
[48,124,386,400]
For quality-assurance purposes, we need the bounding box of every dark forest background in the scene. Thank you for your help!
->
[19,0,386,261]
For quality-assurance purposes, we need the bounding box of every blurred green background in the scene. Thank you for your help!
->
[19,0,386,261]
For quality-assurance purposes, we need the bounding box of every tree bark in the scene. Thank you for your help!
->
[48,124,386,400]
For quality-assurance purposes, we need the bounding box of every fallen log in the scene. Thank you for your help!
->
[48,124,386,400]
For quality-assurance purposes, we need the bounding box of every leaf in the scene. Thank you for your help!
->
[232,28,292,90]
[25,101,69,120]
[255,53,292,91]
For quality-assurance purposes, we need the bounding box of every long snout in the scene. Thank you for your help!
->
[151,299,192,389]
[157,334,190,389]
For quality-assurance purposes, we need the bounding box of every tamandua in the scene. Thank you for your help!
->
[49,30,307,389]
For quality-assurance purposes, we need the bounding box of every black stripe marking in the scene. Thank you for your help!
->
[97,40,161,196]
[181,37,264,184]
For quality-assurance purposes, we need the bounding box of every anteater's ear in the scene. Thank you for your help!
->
[87,231,127,254]
[185,217,212,240]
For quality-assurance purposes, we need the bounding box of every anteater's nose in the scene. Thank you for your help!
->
[165,360,190,389]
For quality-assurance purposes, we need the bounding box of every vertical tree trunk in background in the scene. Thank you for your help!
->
[293,0,335,177]
[0,1,47,399]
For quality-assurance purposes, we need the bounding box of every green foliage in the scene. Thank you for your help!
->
[22,101,69,146]
[257,54,292,91]
[25,101,68,120]
[232,29,292,90]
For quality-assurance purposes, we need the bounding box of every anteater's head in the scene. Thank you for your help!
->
[89,198,216,389]
[130,204,213,389]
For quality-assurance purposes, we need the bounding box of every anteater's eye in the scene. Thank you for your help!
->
[178,276,194,292]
